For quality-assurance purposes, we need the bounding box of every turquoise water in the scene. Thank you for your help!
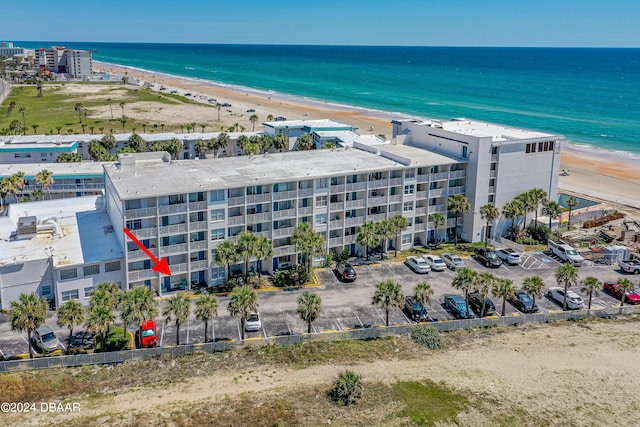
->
[17,42,640,157]
[558,193,600,209]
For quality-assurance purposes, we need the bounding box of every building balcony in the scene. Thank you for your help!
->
[128,248,158,260]
[158,203,187,215]
[344,234,357,244]
[345,199,366,209]
[128,269,157,281]
[273,227,294,238]
[298,188,314,197]
[24,183,104,192]
[429,204,447,214]
[190,221,208,231]
[488,186,496,194]
[227,215,244,225]
[446,218,458,227]
[417,174,429,183]
[329,237,343,246]
[368,213,387,222]
[158,223,188,235]
[298,206,313,215]
[414,222,427,231]
[415,206,428,215]
[330,202,345,211]
[368,196,388,206]
[188,201,208,211]
[368,179,389,189]
[448,185,465,195]
[389,177,404,186]
[273,189,297,201]
[491,154,498,162]
[227,196,245,206]
[125,207,157,219]
[429,188,447,198]
[388,194,403,203]
[170,263,189,274]
[345,181,367,191]
[159,243,188,256]
[450,170,466,179]
[416,191,428,199]
[246,212,271,224]
[490,170,497,178]
[329,219,344,229]
[274,245,296,256]
[129,227,157,239]
[330,183,346,193]
[190,259,209,270]
[430,172,449,181]
[273,208,296,219]
[344,216,365,227]
[190,240,208,251]
[246,193,271,204]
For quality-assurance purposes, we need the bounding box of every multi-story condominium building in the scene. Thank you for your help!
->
[0,196,124,309]
[104,145,465,295]
[0,42,35,59]
[36,46,93,77]
[392,118,564,241]
[263,119,358,149]
[0,136,80,163]
[65,49,93,79]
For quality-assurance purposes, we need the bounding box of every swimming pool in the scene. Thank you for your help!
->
[558,193,600,209]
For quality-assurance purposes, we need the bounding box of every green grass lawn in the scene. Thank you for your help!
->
[0,82,203,136]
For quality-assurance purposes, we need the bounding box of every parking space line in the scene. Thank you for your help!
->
[352,309,364,328]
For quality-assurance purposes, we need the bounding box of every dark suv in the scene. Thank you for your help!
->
[474,248,502,268]
[444,295,476,319]
[509,290,539,313]
[468,291,496,317]
[336,262,356,282]
[404,296,429,322]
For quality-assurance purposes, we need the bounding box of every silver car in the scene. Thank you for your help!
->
[244,312,262,332]
[496,248,522,265]
[405,256,431,274]
[441,253,465,270]
[33,325,61,353]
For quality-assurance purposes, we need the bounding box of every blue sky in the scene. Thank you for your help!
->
[2,0,639,47]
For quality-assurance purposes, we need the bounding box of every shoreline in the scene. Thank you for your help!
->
[92,60,640,208]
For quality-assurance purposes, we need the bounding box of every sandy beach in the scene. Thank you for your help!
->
[94,61,640,210]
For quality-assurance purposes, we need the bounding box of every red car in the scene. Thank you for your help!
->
[135,320,158,348]
[603,282,640,305]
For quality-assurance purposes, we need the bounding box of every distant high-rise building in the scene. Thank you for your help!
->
[36,46,92,77]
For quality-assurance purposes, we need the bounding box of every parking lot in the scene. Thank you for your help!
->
[0,251,637,359]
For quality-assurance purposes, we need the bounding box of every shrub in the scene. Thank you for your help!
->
[330,370,364,406]
[411,325,445,350]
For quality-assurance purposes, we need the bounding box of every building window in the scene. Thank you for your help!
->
[169,194,185,205]
[84,286,94,298]
[126,219,142,230]
[405,169,415,178]
[404,185,415,195]
[211,228,225,241]
[316,178,328,189]
[403,201,414,212]
[83,264,100,276]
[488,194,495,203]
[105,261,121,272]
[315,195,327,207]
[211,266,225,281]
[60,268,78,281]
[401,234,412,245]
[14,153,31,158]
[209,189,224,203]
[315,213,327,225]
[61,289,79,302]
[210,209,225,222]
[41,285,52,296]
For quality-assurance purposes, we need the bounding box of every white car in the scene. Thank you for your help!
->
[405,256,431,274]
[496,248,522,265]
[244,312,262,332]
[546,287,584,310]
[423,254,446,271]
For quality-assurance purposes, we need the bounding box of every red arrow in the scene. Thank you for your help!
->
[123,228,172,276]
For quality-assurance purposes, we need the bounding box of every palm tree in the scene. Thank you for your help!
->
[119,286,158,340]
[119,101,125,119]
[357,221,380,260]
[297,291,322,333]
[120,118,127,133]
[31,124,39,134]
[414,281,433,318]
[195,295,219,343]
[10,172,25,202]
[8,293,48,358]
[90,282,121,334]
[616,278,635,307]
[377,219,395,255]
[516,192,536,228]
[294,134,314,151]
[128,133,146,152]
[502,200,523,240]
[236,135,249,154]
[74,103,84,123]
[451,267,478,317]
[529,188,547,228]
[200,124,206,133]
[249,114,259,131]
[493,278,517,316]
[35,169,54,200]
[107,98,113,119]
[566,196,579,228]
[215,240,239,280]
[254,236,273,280]
[447,194,470,246]
[389,214,408,256]
[430,212,446,243]
[195,139,208,159]
[163,293,191,346]
[56,299,84,354]
[291,222,325,280]
[542,200,562,230]
[273,133,288,151]
[19,107,26,128]
[85,304,115,351]
[580,276,601,310]
[522,275,545,309]
[0,178,11,210]
[227,285,258,340]
[479,204,500,248]
[372,279,404,327]
[267,114,274,122]
[475,272,497,317]
[31,188,44,201]
[37,80,43,97]
[237,232,259,284]
[554,264,579,310]
[215,103,222,121]
[216,132,231,156]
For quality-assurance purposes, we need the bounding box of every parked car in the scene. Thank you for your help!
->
[222,102,232,107]
[135,320,158,348]
[603,281,640,304]
[548,240,584,266]
[496,248,522,265]
[441,253,465,270]
[444,295,476,319]
[404,296,429,322]
[336,262,357,282]
[423,254,446,271]
[246,108,256,112]
[468,291,497,316]
[474,248,502,268]
[33,325,61,353]
[405,256,431,274]
[184,92,192,96]
[245,312,262,332]
[509,290,539,313]
[618,259,640,274]
[547,287,584,310]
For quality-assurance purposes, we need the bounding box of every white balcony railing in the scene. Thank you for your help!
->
[273,208,296,219]
[159,243,188,256]
[128,248,158,260]
[389,177,404,185]
[415,206,428,215]
[188,201,208,211]
[330,202,345,211]
[190,221,208,231]
[430,172,449,181]
[448,185,465,195]
[128,269,156,281]
[388,194,403,203]
[329,219,344,229]
[273,189,297,201]
[298,188,314,197]
[368,213,387,222]
[273,227,294,238]
[368,179,388,189]
[368,196,387,206]
[450,170,466,179]
[429,188,447,198]
[158,204,187,215]
[190,240,208,251]
[330,183,346,193]
[125,207,157,219]
[298,206,313,215]
[344,216,365,227]
[274,245,296,256]
[130,227,157,239]
[246,193,271,204]
[414,222,427,231]
[329,237,343,246]
[344,234,357,244]
[190,260,209,270]
[227,196,245,206]
[345,181,367,191]
[246,212,271,224]
[345,199,366,209]
[227,215,244,225]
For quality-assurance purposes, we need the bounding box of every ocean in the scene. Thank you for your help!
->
[17,42,640,158]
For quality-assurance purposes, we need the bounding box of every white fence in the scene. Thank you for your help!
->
[487,236,525,253]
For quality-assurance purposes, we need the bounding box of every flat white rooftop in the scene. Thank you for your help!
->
[263,119,355,129]
[313,131,388,147]
[0,161,107,178]
[105,145,458,201]
[0,196,122,267]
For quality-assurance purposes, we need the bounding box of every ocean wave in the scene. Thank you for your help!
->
[562,140,640,163]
